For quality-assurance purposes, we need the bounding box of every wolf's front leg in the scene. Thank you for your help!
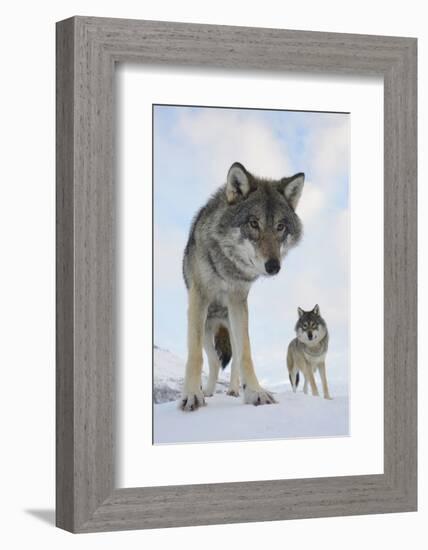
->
[180,286,208,411]
[306,367,320,397]
[226,359,240,397]
[303,377,309,395]
[319,362,332,399]
[203,329,220,397]
[228,295,276,406]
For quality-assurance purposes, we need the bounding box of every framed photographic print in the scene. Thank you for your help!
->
[151,103,350,445]
[56,17,417,532]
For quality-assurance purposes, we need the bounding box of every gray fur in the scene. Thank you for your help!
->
[294,304,328,346]
[183,163,303,296]
[287,305,332,399]
[182,162,304,405]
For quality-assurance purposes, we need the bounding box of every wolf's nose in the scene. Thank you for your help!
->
[308,331,313,340]
[265,258,280,275]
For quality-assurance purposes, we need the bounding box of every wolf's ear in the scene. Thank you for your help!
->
[226,162,255,204]
[279,173,305,210]
[313,304,320,315]
[298,307,304,318]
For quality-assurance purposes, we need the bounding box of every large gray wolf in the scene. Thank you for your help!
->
[180,161,305,411]
[287,305,332,399]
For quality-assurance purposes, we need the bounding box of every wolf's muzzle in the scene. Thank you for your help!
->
[265,258,280,275]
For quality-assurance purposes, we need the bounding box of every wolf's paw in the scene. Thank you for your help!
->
[243,386,277,406]
[179,389,206,411]
[324,395,333,400]
[203,384,216,398]
[226,388,240,397]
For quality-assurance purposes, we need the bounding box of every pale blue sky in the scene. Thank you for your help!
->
[154,105,350,385]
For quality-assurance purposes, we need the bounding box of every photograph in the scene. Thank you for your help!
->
[152,104,350,444]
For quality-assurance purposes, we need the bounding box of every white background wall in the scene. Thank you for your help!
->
[0,1,425,548]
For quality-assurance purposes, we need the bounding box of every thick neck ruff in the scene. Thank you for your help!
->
[297,333,328,357]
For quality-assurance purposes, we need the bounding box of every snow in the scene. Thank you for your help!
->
[153,346,185,403]
[153,346,349,445]
[153,346,228,404]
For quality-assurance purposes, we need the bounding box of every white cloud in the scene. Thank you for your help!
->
[154,227,187,289]
[296,180,325,224]
[309,116,350,189]
[176,109,293,185]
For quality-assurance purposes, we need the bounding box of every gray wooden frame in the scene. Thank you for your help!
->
[56,16,417,533]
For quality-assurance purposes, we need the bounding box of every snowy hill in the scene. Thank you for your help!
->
[153,346,185,403]
[153,346,228,404]
[153,346,349,444]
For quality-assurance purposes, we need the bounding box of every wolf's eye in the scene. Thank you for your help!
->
[249,220,259,229]
[303,322,308,329]
[277,223,285,232]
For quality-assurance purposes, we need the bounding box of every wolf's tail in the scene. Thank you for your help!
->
[289,371,300,389]
[214,326,232,369]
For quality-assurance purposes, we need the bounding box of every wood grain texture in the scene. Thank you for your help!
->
[56,16,417,533]
[56,17,75,532]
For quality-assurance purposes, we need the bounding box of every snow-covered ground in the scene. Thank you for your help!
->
[153,346,228,403]
[153,347,349,444]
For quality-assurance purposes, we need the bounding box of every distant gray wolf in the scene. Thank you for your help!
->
[180,162,305,411]
[287,305,332,399]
